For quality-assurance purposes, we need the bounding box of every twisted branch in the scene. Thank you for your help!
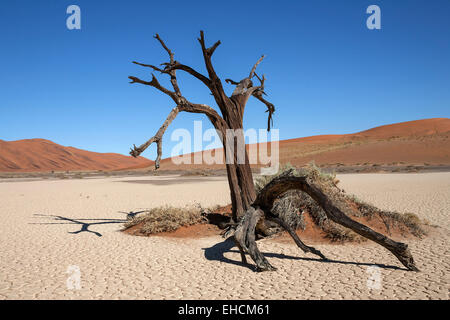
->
[128,33,229,168]
[129,103,227,169]
[128,32,275,169]
[254,170,420,271]
[130,106,180,169]
[197,31,230,115]
[226,56,275,130]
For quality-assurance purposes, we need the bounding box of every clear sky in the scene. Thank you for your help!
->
[0,0,449,159]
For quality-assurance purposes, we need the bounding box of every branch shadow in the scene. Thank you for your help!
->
[202,238,405,271]
[30,212,142,237]
[261,251,406,271]
[31,212,406,271]
[202,237,254,271]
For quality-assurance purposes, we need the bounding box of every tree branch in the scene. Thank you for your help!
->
[164,63,211,89]
[197,31,221,83]
[249,55,265,78]
[197,31,230,114]
[251,72,274,131]
[129,102,227,170]
[130,106,180,169]
[154,34,174,63]
[128,74,179,103]
[225,78,240,85]
[132,61,166,73]
[226,56,275,131]
[207,40,221,56]
[151,34,182,96]
[253,90,275,131]
[130,34,184,97]
[254,170,420,271]
[227,56,266,97]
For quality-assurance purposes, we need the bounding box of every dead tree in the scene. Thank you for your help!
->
[129,32,273,222]
[128,31,419,272]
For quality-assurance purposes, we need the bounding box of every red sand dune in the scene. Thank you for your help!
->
[276,117,450,167]
[1,118,448,173]
[0,139,153,172]
[143,118,450,170]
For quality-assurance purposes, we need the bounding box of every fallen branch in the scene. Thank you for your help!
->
[228,169,419,272]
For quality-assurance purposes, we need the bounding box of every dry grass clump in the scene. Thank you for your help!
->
[351,198,426,237]
[254,162,426,243]
[255,162,339,193]
[123,205,206,235]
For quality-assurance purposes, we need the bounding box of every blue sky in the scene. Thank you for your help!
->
[0,0,449,159]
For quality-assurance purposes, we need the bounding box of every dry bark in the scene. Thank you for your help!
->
[227,170,419,272]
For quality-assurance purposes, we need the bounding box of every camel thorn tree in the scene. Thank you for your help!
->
[128,31,419,272]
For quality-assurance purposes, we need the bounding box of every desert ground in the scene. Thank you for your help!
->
[0,172,448,300]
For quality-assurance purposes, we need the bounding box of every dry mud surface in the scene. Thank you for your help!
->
[0,173,448,299]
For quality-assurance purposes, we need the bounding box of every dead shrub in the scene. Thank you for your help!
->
[123,205,206,235]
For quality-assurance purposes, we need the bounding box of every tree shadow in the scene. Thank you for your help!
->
[202,238,406,271]
[202,237,254,271]
[118,210,146,219]
[30,212,143,237]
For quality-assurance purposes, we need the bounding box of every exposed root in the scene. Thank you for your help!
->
[268,215,327,260]
[233,207,276,272]
[225,167,420,272]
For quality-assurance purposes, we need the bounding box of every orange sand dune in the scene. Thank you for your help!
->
[2,118,448,173]
[278,118,450,166]
[0,139,153,172]
[147,118,450,170]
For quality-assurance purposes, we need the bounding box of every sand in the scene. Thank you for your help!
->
[0,173,448,300]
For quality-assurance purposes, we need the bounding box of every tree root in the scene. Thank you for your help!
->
[233,207,277,271]
[227,171,420,272]
[268,216,327,260]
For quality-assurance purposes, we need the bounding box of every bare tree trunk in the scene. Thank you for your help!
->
[223,127,257,222]
[225,162,255,221]
[233,207,276,271]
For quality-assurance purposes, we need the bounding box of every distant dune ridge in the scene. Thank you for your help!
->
[275,117,450,167]
[0,118,448,173]
[0,139,153,172]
